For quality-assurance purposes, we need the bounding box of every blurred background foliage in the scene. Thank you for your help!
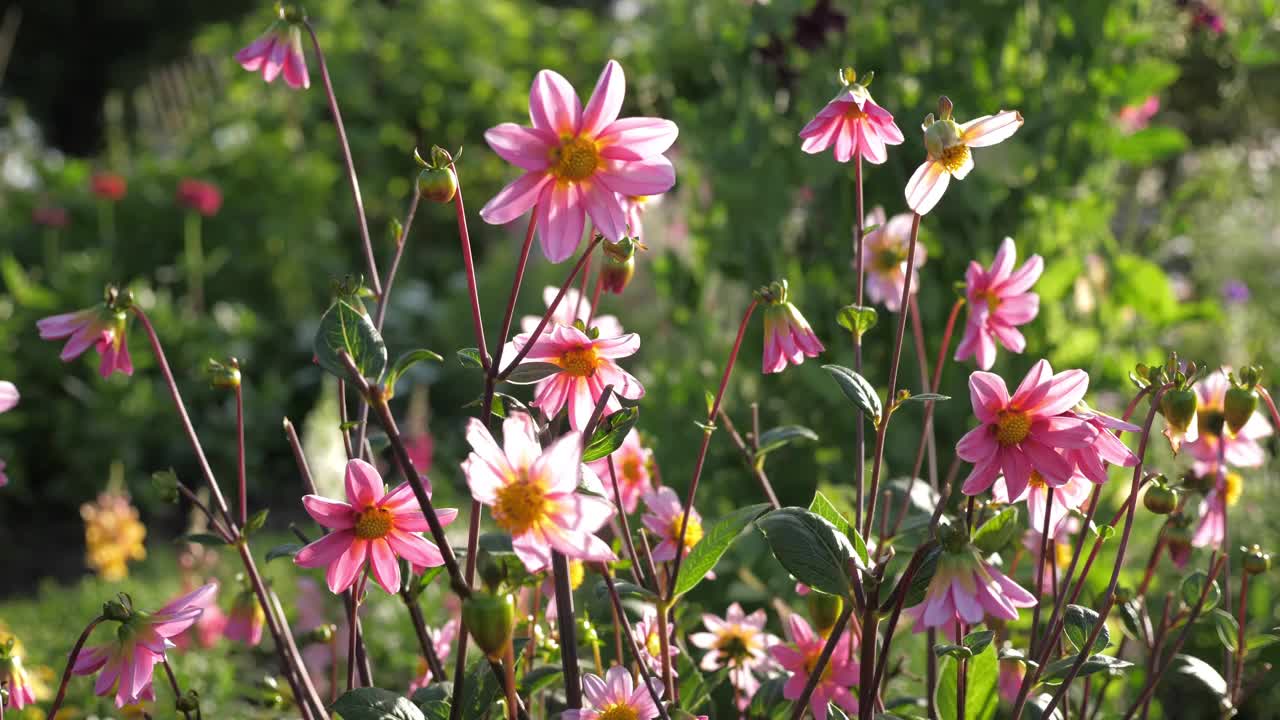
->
[1,0,1279,716]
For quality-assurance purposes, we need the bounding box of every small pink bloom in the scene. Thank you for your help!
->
[904,549,1035,633]
[634,606,679,676]
[622,193,661,240]
[32,204,70,228]
[480,60,679,262]
[954,237,1043,371]
[38,305,134,378]
[236,20,310,89]
[689,603,778,708]
[641,486,704,563]
[294,459,456,594]
[409,618,459,692]
[90,172,127,201]
[505,325,643,431]
[1116,96,1160,134]
[462,413,616,572]
[1185,370,1272,473]
[0,649,35,709]
[0,380,15,486]
[905,106,1023,215]
[405,431,435,476]
[994,470,1091,537]
[586,428,654,514]
[761,287,825,374]
[999,659,1025,704]
[769,614,859,720]
[799,73,904,164]
[1191,468,1240,550]
[860,207,926,311]
[176,179,224,217]
[956,360,1098,498]
[563,665,664,720]
[224,589,266,646]
[72,584,217,707]
[1065,406,1140,484]
[520,286,624,339]
[173,583,226,650]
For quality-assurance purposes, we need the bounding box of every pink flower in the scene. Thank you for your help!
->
[409,618,459,692]
[0,648,35,709]
[641,486,704,563]
[479,60,679,262]
[38,305,134,377]
[1191,468,1240,550]
[956,360,1098,498]
[769,614,859,720]
[798,71,904,164]
[634,606,679,677]
[72,584,217,707]
[294,459,456,594]
[1185,370,1272,473]
[173,583,226,650]
[462,413,616,572]
[954,238,1042,371]
[236,19,310,89]
[622,193,661,240]
[32,204,70,228]
[586,428,653,514]
[563,666,664,720]
[224,589,265,646]
[905,103,1023,215]
[994,470,1091,536]
[860,207,926,311]
[520,286,624,339]
[176,179,224,217]
[689,603,778,708]
[760,283,825,374]
[999,659,1025,704]
[0,381,21,486]
[505,325,643,431]
[405,431,434,477]
[1116,96,1160,134]
[904,549,1035,633]
[90,172,127,202]
[1065,407,1140,484]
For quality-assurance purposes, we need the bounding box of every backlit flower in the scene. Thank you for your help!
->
[294,459,456,594]
[505,325,643,431]
[954,238,1042,371]
[634,606,679,676]
[799,68,904,164]
[409,618,458,692]
[1185,370,1272,473]
[1065,406,1139,484]
[224,588,265,646]
[1191,468,1242,550]
[176,179,223,217]
[905,99,1023,215]
[641,486,703,563]
[463,413,615,572]
[81,491,147,581]
[563,665,664,720]
[760,281,825,374]
[769,614,858,720]
[860,207,926,311]
[236,14,310,89]
[622,193,661,240]
[480,60,679,262]
[956,360,1097,498]
[0,639,35,709]
[994,470,1091,536]
[690,603,778,708]
[0,382,15,489]
[90,172,127,202]
[520,286,624,339]
[173,581,225,651]
[904,546,1035,633]
[586,428,653,514]
[38,304,134,377]
[999,658,1025,704]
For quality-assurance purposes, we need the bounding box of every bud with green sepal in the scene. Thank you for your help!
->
[1241,544,1271,575]
[600,235,640,294]
[206,357,242,389]
[1224,365,1262,436]
[414,145,460,204]
[103,593,134,622]
[1143,477,1178,515]
[1148,353,1204,454]
[462,590,517,660]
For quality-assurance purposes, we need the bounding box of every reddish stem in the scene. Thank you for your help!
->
[235,376,247,528]
[452,180,489,368]
[47,616,104,718]
[911,298,965,484]
[852,156,867,532]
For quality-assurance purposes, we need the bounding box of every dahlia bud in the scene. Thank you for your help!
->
[414,145,459,203]
[1242,545,1271,575]
[1160,388,1198,434]
[302,623,337,644]
[207,358,242,390]
[600,237,638,294]
[103,594,134,622]
[1143,481,1178,515]
[1165,516,1194,553]
[477,549,506,592]
[1223,368,1261,436]
[806,590,844,635]
[176,690,202,713]
[462,591,516,660]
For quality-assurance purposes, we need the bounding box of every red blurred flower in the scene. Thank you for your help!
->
[32,205,69,228]
[90,172,127,202]
[177,179,224,217]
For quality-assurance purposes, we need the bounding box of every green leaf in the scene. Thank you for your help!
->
[935,643,998,720]
[887,544,943,612]
[1209,608,1239,652]
[596,580,658,603]
[1247,634,1280,652]
[582,407,640,462]
[1063,605,1110,654]
[971,507,1021,554]
[503,362,563,385]
[673,503,771,597]
[456,348,484,368]
[1111,126,1189,164]
[418,701,449,720]
[151,468,180,503]
[933,644,972,660]
[409,683,451,708]
[1180,570,1222,612]
[756,507,855,598]
[386,349,444,390]
[517,666,563,697]
[822,365,882,426]
[998,647,1039,669]
[747,676,790,720]
[331,687,425,720]
[837,304,877,339]
[677,652,725,712]
[1037,654,1133,686]
[899,393,952,404]
[808,490,868,568]
[1117,597,1144,640]
[962,629,995,655]
[266,543,303,563]
[1171,654,1227,698]
[755,425,819,458]
[0,255,57,308]
[1023,693,1064,720]
[314,300,388,381]
[458,654,500,719]
[177,533,227,547]
[244,508,270,535]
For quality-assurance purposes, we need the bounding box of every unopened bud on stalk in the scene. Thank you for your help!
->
[806,590,844,636]
[477,549,506,592]
[462,591,516,660]
[1143,480,1178,515]
[414,145,460,203]
[1224,366,1261,436]
[176,690,201,713]
[103,593,133,622]
[600,236,638,294]
[1242,545,1271,575]
[207,358,242,389]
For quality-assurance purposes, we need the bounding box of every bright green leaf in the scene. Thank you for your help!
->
[331,687,425,720]
[314,300,388,381]
[822,364,882,426]
[673,503,771,597]
[756,507,855,598]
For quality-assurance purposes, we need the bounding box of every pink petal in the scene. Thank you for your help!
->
[295,530,354,568]
[0,382,18,413]
[485,123,554,172]
[302,495,355,529]
[1010,359,1055,409]
[387,530,444,570]
[956,425,998,462]
[536,182,587,263]
[959,110,1024,148]
[595,156,676,197]
[988,237,1017,286]
[905,160,951,215]
[326,538,369,593]
[581,60,626,139]
[235,35,274,71]
[1031,369,1091,417]
[1000,447,1032,499]
[368,538,401,593]
[480,171,553,225]
[968,371,1010,422]
[344,459,385,507]
[1023,439,1075,485]
[582,181,628,242]
[999,255,1044,295]
[534,430,586,495]
[598,117,679,160]
[529,69,582,136]
[566,376,596,430]
[592,333,641,359]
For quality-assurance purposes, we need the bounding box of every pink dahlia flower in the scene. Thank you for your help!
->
[463,413,615,572]
[72,584,217,707]
[1191,468,1240,550]
[176,179,223,217]
[761,288,825,374]
[505,325,643,431]
[860,206,926,311]
[956,360,1098,498]
[995,470,1091,536]
[799,71,903,164]
[520,286,624,339]
[1065,406,1139,484]
[905,104,1023,215]
[294,459,456,594]
[173,583,226,650]
[641,486,704,563]
[769,614,859,720]
[586,428,653,514]
[236,20,310,89]
[0,382,17,414]
[690,603,778,709]
[954,237,1043,371]
[1116,96,1160,134]
[999,658,1025,704]
[904,549,1035,633]
[409,618,458,692]
[564,665,664,720]
[224,589,265,646]
[479,60,678,262]
[0,648,35,709]
[1186,370,1272,473]
[38,305,133,377]
[634,606,679,677]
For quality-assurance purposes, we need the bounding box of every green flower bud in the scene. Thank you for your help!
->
[600,246,636,295]
[1143,482,1179,515]
[1223,385,1258,436]
[1242,545,1271,575]
[806,590,844,636]
[177,690,201,713]
[417,166,458,204]
[462,591,516,660]
[103,594,133,622]
[1159,388,1198,434]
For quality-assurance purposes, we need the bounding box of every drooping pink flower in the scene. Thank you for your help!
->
[905,102,1023,215]
[641,486,704,563]
[0,646,35,709]
[462,413,616,572]
[586,428,653,514]
[904,548,1035,633]
[1191,468,1241,550]
[956,360,1098,498]
[769,614,859,720]
[38,305,133,377]
[954,238,1042,371]
[689,603,778,709]
[622,193,661,240]
[1116,96,1160,134]
[90,172,127,202]
[860,207,926,311]
[1065,406,1140,484]
[479,60,679,262]
[224,589,265,646]
[504,325,643,431]
[760,281,825,374]
[176,179,224,217]
[1185,370,1272,473]
[563,665,664,720]
[236,18,310,89]
[0,382,17,414]
[409,618,459,692]
[173,582,225,650]
[994,470,1091,536]
[999,658,1025,704]
[520,286,624,339]
[294,459,456,594]
[32,204,70,228]
[799,69,904,164]
[72,584,217,707]
[634,606,679,677]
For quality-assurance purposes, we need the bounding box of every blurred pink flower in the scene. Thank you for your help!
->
[236,20,310,89]
[564,666,664,720]
[38,305,133,377]
[408,618,459,692]
[1186,370,1272,473]
[1116,96,1160,134]
[954,237,1043,371]
[860,207,926,311]
[0,382,17,414]
[994,470,1091,536]
[904,549,1035,632]
[173,582,225,650]
[520,286,624,339]
[905,106,1023,215]
[176,179,223,217]
[641,486,704,563]
[999,659,1025,704]
[505,325,643,431]
[689,603,778,708]
[90,172,127,202]
[1065,407,1139,484]
[798,73,904,164]
[32,204,69,228]
[761,290,824,374]
[0,649,35,709]
[405,431,434,477]
[769,614,858,720]
[586,428,653,514]
[479,60,678,262]
[294,459,455,594]
[1191,468,1240,550]
[634,606,679,677]
[224,589,265,646]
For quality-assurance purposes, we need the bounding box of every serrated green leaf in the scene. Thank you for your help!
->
[756,508,854,598]
[503,362,563,385]
[822,364,882,426]
[331,687,425,720]
[971,507,1021,554]
[582,407,639,462]
[755,425,819,458]
[314,300,388,381]
[266,543,303,563]
[673,503,771,597]
[456,348,483,368]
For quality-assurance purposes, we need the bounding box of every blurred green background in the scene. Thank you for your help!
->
[1,0,1278,716]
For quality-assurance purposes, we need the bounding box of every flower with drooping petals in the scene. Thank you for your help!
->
[860,207,926,311]
[622,193,661,240]
[0,638,35,710]
[634,606,679,677]
[236,11,310,90]
[521,286,624,339]
[38,303,134,378]
[224,588,265,646]
[294,459,456,594]
[72,584,216,707]
[173,582,225,650]
[81,491,147,581]
[641,486,703,563]
[463,413,615,572]
[954,238,1042,371]
[999,657,1025,704]
[563,665,664,720]
[409,618,458,692]
[904,545,1035,633]
[759,280,825,374]
[176,179,224,217]
[0,382,16,488]
[504,325,643,431]
[995,470,1091,537]
[799,68,904,164]
[90,172,127,202]
[1066,405,1140,484]
[905,98,1023,215]
[956,360,1098,499]
[769,614,859,720]
[690,603,778,709]
[1185,369,1272,474]
[586,428,653,514]
[480,60,679,262]
[1191,467,1242,550]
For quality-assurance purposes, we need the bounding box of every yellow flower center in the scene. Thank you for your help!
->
[354,507,394,540]
[1028,470,1046,489]
[670,512,703,550]
[646,629,663,658]
[621,456,644,483]
[1198,410,1225,440]
[843,104,867,121]
[558,346,600,378]
[982,290,1002,311]
[493,475,548,536]
[939,144,971,174]
[803,647,836,680]
[714,628,754,662]
[995,411,1032,447]
[1225,472,1242,506]
[568,560,585,590]
[875,247,905,272]
[550,136,600,182]
[599,704,640,720]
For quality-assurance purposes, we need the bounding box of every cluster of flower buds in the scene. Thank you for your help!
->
[414,146,460,204]
[1132,353,1203,453]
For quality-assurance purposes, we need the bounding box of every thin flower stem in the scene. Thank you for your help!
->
[347,577,361,691]
[1030,490,1055,658]
[234,374,247,528]
[1258,386,1280,431]
[162,659,194,720]
[402,591,447,683]
[552,552,583,708]
[717,408,781,508]
[337,380,355,459]
[863,212,922,539]
[655,601,677,706]
[47,616,104,718]
[265,587,326,720]
[283,418,320,496]
[1232,571,1249,702]
[586,266,604,326]
[574,252,592,320]
[666,299,759,602]
[1217,437,1233,691]
[852,155,867,533]
[858,570,881,720]
[791,603,854,720]
[599,567,672,720]
[1030,484,1103,670]
[503,641,519,720]
[488,217,540,381]
[373,190,421,332]
[451,179,490,368]
[607,456,655,590]
[957,622,968,720]
[911,298,964,484]
[175,480,234,542]
[871,542,939,694]
[302,20,381,298]
[907,295,939,487]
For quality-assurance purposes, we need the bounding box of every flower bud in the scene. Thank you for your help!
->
[302,623,336,644]
[1242,544,1271,575]
[477,550,507,592]
[923,117,963,159]
[1164,516,1194,552]
[462,591,516,660]
[417,166,458,204]
[1143,482,1178,515]
[207,358,242,389]
[1159,388,1198,434]
[600,238,637,294]
[806,590,844,636]
[1223,385,1258,436]
[176,690,201,713]
[103,594,133,622]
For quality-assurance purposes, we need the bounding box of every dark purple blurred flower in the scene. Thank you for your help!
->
[793,0,847,51]
[32,205,69,229]
[1221,279,1249,305]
